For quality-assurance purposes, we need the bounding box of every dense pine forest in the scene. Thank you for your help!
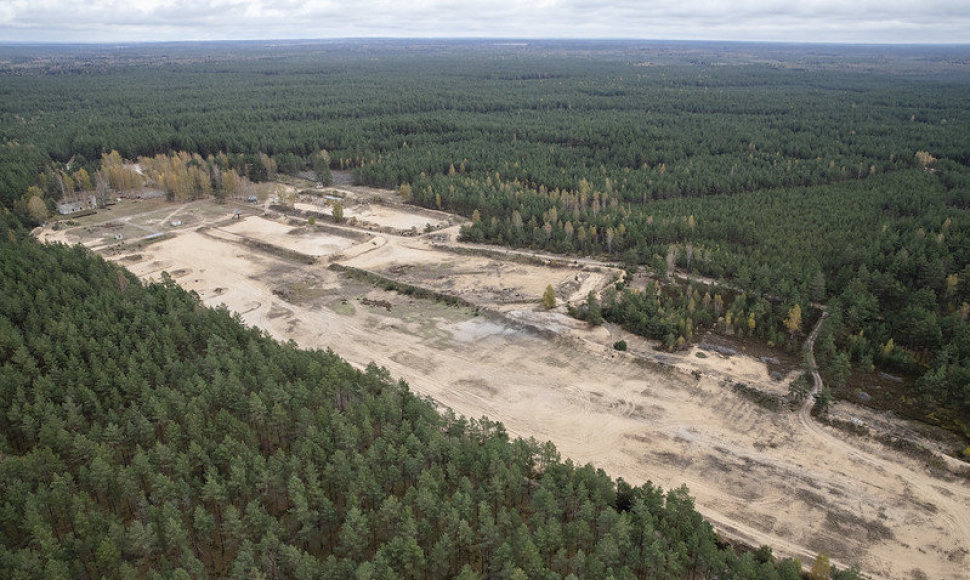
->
[0,217,873,578]
[3,40,967,441]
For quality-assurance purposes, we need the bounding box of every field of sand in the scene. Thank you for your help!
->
[220,216,359,256]
[293,185,453,232]
[297,201,449,231]
[344,240,615,310]
[41,194,970,580]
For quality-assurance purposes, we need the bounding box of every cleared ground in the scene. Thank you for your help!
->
[291,183,456,233]
[297,200,450,232]
[220,216,360,256]
[344,240,615,312]
[40,192,970,580]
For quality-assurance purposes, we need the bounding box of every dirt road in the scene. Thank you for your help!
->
[802,310,829,417]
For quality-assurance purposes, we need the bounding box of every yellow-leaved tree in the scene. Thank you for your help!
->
[784,304,802,337]
[808,553,831,579]
[25,187,48,223]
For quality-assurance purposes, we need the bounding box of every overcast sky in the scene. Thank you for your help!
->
[1,0,968,44]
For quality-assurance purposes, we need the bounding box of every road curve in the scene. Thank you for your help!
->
[801,310,829,417]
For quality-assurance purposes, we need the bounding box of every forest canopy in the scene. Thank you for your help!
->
[1,41,968,435]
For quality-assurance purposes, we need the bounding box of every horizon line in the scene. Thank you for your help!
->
[2,37,970,48]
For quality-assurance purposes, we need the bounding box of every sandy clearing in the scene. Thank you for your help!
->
[680,343,779,390]
[563,271,608,304]
[42,196,970,580]
[220,215,359,257]
[38,198,247,248]
[344,241,603,311]
[296,201,449,231]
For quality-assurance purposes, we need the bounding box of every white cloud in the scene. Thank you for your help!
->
[0,0,968,43]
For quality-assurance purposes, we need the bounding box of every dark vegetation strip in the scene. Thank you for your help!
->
[329,263,478,310]
[816,415,970,481]
[126,231,176,249]
[731,382,786,412]
[240,238,318,265]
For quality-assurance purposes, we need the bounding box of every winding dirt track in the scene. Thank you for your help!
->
[800,311,970,560]
[801,310,829,418]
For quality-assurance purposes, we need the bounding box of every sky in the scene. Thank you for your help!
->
[1,0,968,44]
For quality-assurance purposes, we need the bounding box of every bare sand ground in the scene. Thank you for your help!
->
[344,240,604,311]
[42,196,970,580]
[289,182,455,233]
[220,216,358,256]
[296,201,449,232]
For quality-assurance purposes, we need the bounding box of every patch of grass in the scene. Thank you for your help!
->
[824,507,894,542]
[731,382,784,412]
[272,279,331,304]
[328,300,355,316]
[818,415,970,481]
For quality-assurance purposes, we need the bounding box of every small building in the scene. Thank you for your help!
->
[247,195,259,203]
[56,194,100,215]
[170,219,182,227]
[57,201,85,215]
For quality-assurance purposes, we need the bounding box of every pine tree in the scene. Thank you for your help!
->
[587,291,603,326]
[542,285,557,310]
